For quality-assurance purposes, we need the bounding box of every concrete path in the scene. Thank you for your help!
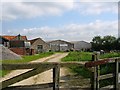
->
[0,53,69,86]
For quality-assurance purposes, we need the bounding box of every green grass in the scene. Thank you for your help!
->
[1,52,54,64]
[62,51,93,78]
[100,52,120,59]
[61,51,120,87]
[62,51,92,62]
[1,52,54,77]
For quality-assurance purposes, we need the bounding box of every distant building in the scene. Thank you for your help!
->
[0,34,32,55]
[29,38,50,53]
[71,41,91,51]
[0,36,9,47]
[48,40,74,51]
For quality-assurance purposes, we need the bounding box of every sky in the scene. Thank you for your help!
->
[1,0,119,42]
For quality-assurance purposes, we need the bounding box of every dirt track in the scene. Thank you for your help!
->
[0,53,69,86]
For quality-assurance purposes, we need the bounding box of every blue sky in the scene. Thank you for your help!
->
[1,0,119,42]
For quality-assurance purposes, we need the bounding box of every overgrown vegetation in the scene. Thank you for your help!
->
[1,52,54,77]
[62,51,120,87]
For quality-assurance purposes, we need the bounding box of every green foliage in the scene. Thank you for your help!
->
[0,70,11,77]
[91,35,120,51]
[70,66,92,78]
[100,63,114,75]
[100,78,114,87]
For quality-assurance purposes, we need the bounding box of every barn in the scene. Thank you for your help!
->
[71,41,91,51]
[48,40,74,52]
[29,38,50,53]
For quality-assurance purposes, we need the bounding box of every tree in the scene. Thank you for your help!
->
[91,36,102,51]
[115,38,120,50]
[102,36,116,51]
[91,35,117,51]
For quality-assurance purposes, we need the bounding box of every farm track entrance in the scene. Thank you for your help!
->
[1,54,120,90]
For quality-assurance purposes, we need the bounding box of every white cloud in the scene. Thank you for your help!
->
[75,2,118,15]
[1,0,119,2]
[78,0,119,2]
[1,1,118,21]
[4,20,118,42]
[2,1,74,21]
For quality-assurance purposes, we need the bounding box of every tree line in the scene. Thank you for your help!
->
[91,35,120,51]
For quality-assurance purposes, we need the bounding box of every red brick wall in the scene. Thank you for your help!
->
[10,48,26,55]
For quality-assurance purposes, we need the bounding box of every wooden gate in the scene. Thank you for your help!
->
[1,62,85,90]
[1,55,120,90]
[85,54,120,90]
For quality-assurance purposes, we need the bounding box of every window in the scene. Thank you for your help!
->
[37,45,43,50]
[37,45,43,53]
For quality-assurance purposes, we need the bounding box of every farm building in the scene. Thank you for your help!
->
[71,41,91,51]
[0,34,32,55]
[29,38,50,53]
[0,36,9,47]
[48,40,74,51]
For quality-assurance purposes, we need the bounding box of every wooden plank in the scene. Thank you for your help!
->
[53,65,60,90]
[85,58,117,68]
[99,74,113,80]
[3,82,66,90]
[60,62,86,67]
[1,66,53,89]
[100,85,113,89]
[2,62,85,70]
[2,63,55,70]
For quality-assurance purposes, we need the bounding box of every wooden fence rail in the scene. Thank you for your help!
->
[85,54,120,90]
[1,62,85,90]
[1,56,120,90]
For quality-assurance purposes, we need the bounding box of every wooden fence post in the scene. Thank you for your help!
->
[114,59,119,90]
[53,65,60,90]
[96,53,100,90]
[90,54,97,90]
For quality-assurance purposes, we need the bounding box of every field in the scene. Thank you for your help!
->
[1,52,54,77]
[62,51,120,87]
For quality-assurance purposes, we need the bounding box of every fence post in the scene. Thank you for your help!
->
[96,53,100,90]
[53,65,60,90]
[90,54,97,90]
[114,59,119,90]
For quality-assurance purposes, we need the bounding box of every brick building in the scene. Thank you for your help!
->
[29,38,50,53]
[1,34,34,55]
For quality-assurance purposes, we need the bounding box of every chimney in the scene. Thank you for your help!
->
[18,34,21,40]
